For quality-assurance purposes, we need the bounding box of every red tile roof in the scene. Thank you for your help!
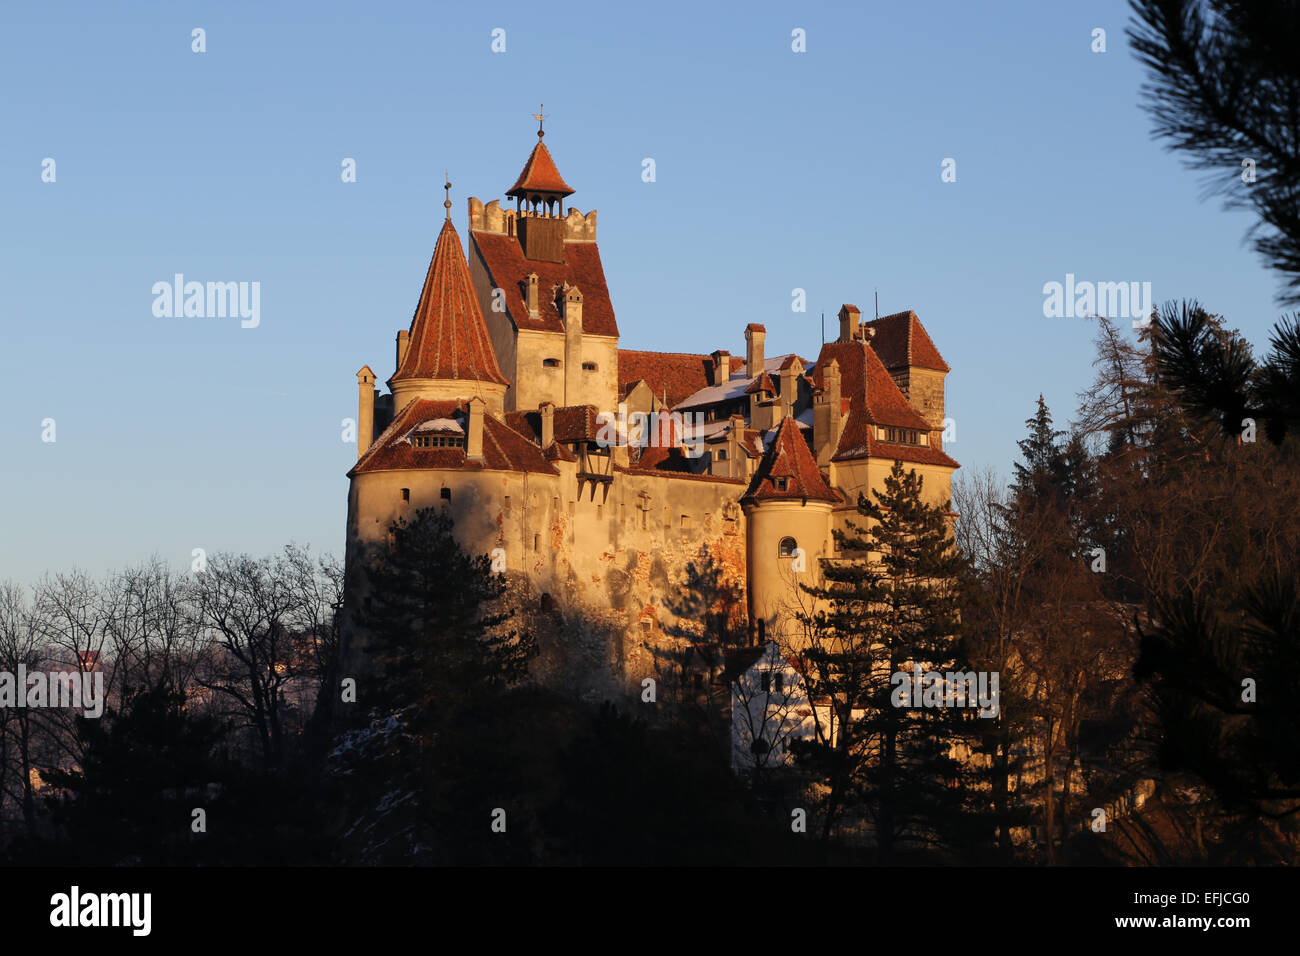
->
[506,136,574,198]
[349,399,557,477]
[390,219,509,387]
[471,231,618,337]
[743,417,841,504]
[810,341,959,468]
[744,372,776,396]
[616,461,745,485]
[504,405,599,444]
[618,349,715,406]
[864,310,950,373]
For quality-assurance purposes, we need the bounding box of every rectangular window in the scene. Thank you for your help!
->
[533,533,540,552]
[775,672,784,693]
[761,672,771,693]
[440,487,451,500]
[680,514,692,530]
[401,488,410,502]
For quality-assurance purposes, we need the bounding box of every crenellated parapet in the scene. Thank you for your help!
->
[468,196,597,242]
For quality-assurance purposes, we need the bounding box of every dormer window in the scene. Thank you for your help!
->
[543,358,561,368]
[412,435,464,449]
[773,476,790,491]
[879,427,922,445]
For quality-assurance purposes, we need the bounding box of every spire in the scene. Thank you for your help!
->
[443,171,452,220]
[507,114,574,202]
[390,218,509,387]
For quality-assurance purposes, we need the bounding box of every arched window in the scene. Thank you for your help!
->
[778,536,798,558]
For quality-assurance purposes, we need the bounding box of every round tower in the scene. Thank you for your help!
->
[740,417,840,645]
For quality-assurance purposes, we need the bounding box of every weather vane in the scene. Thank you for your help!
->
[532,102,547,138]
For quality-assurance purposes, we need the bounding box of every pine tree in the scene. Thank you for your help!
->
[358,507,533,732]
[332,508,537,863]
[793,461,971,860]
[1009,396,1068,510]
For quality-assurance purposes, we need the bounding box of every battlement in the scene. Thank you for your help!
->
[468,196,597,242]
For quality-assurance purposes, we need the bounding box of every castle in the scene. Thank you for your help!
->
[342,123,959,710]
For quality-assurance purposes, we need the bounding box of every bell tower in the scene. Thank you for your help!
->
[507,106,573,264]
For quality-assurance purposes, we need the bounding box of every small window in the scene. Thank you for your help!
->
[440,487,451,500]
[533,533,540,552]
[717,449,727,460]
[582,361,597,371]
[761,672,771,694]
[775,672,784,693]
[401,488,410,502]
[773,476,789,491]
[779,536,798,558]
[543,358,561,368]
[680,514,692,530]
[757,619,766,642]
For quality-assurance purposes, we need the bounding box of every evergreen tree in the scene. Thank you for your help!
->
[332,507,536,863]
[793,461,971,860]
[40,683,231,864]
[357,507,533,731]
[1128,0,1300,305]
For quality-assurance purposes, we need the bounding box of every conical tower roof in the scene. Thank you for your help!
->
[506,132,574,199]
[743,417,840,504]
[390,218,509,387]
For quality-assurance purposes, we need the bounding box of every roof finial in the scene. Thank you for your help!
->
[532,102,546,139]
[443,170,452,220]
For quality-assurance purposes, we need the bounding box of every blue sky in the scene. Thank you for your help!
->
[0,0,1285,584]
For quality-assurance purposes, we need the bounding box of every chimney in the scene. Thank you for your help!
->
[814,358,842,464]
[395,329,410,370]
[710,350,732,387]
[466,397,485,460]
[744,324,766,378]
[562,283,583,405]
[356,366,375,460]
[779,360,797,420]
[526,273,539,319]
[726,414,745,479]
[838,304,861,342]
[540,401,555,448]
